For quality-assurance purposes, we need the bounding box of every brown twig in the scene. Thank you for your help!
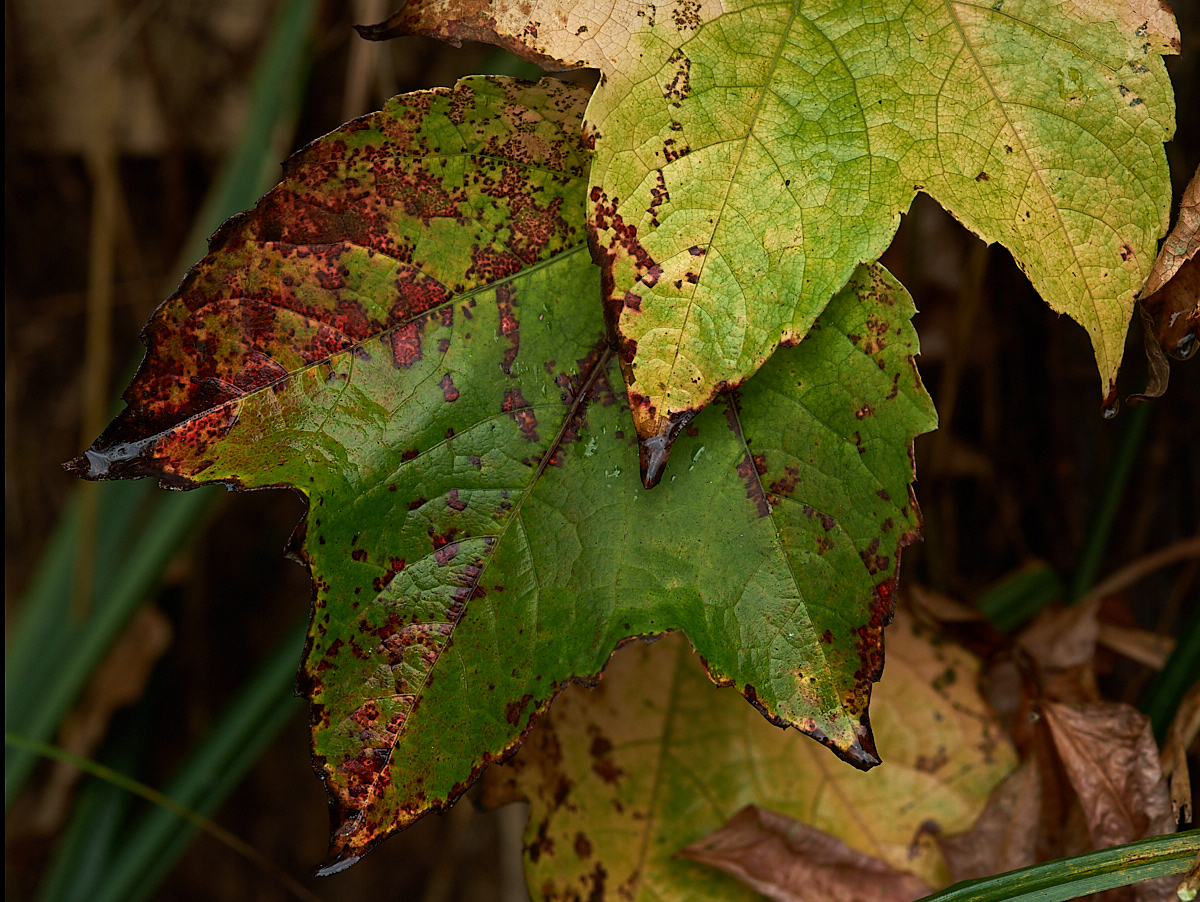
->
[1079,533,1200,607]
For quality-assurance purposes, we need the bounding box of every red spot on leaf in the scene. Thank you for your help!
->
[389,321,424,369]
[502,388,540,442]
[495,284,521,375]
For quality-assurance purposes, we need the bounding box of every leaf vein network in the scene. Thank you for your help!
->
[940,0,1101,329]
[660,5,798,400]
[356,346,614,805]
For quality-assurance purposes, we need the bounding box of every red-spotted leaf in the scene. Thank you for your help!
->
[69,76,935,869]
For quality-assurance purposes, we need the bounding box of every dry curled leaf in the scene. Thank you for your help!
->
[1132,166,1200,400]
[1142,167,1199,299]
[1017,600,1102,704]
[678,805,932,902]
[933,758,1044,883]
[1042,702,1175,850]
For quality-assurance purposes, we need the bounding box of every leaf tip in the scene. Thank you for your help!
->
[1102,381,1120,419]
[638,409,697,488]
[315,849,362,877]
[352,10,409,42]
[843,722,882,770]
[62,437,158,481]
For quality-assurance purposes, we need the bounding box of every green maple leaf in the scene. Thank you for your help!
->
[70,76,935,866]
[373,0,1177,481]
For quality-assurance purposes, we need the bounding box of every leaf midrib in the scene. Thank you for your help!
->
[940,0,1104,366]
[345,345,616,835]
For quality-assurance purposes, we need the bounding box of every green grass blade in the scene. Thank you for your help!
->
[5,487,216,809]
[4,480,149,731]
[34,705,152,902]
[90,619,308,902]
[976,561,1063,633]
[918,831,1199,902]
[4,0,321,814]
[1069,400,1153,601]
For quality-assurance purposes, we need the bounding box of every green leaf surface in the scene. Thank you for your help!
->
[72,76,935,866]
[383,0,1177,474]
[486,609,1017,901]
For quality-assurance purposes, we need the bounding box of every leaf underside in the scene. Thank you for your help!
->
[382,0,1177,477]
[71,76,935,866]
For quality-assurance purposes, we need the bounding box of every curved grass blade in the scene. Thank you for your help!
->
[917,831,1199,902]
[7,724,321,902]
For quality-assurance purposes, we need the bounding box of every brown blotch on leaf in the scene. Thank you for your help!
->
[502,387,540,442]
[662,48,692,105]
[859,537,889,574]
[504,694,535,726]
[495,284,522,375]
[574,832,593,859]
[736,454,772,518]
[647,169,669,226]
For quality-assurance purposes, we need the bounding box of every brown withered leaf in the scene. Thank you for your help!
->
[1142,167,1199,299]
[678,805,932,902]
[932,714,1092,881]
[1127,303,1174,404]
[934,759,1044,883]
[1096,622,1176,671]
[1132,165,1200,395]
[1144,255,1199,360]
[1130,253,1198,403]
[1016,600,1102,704]
[1042,702,1175,850]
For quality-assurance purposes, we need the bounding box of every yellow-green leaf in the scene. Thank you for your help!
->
[382,0,1178,478]
[486,609,1018,900]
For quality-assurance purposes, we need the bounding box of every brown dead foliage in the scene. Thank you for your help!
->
[677,805,931,902]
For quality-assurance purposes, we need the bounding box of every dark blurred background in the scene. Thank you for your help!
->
[4,1,1198,899]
